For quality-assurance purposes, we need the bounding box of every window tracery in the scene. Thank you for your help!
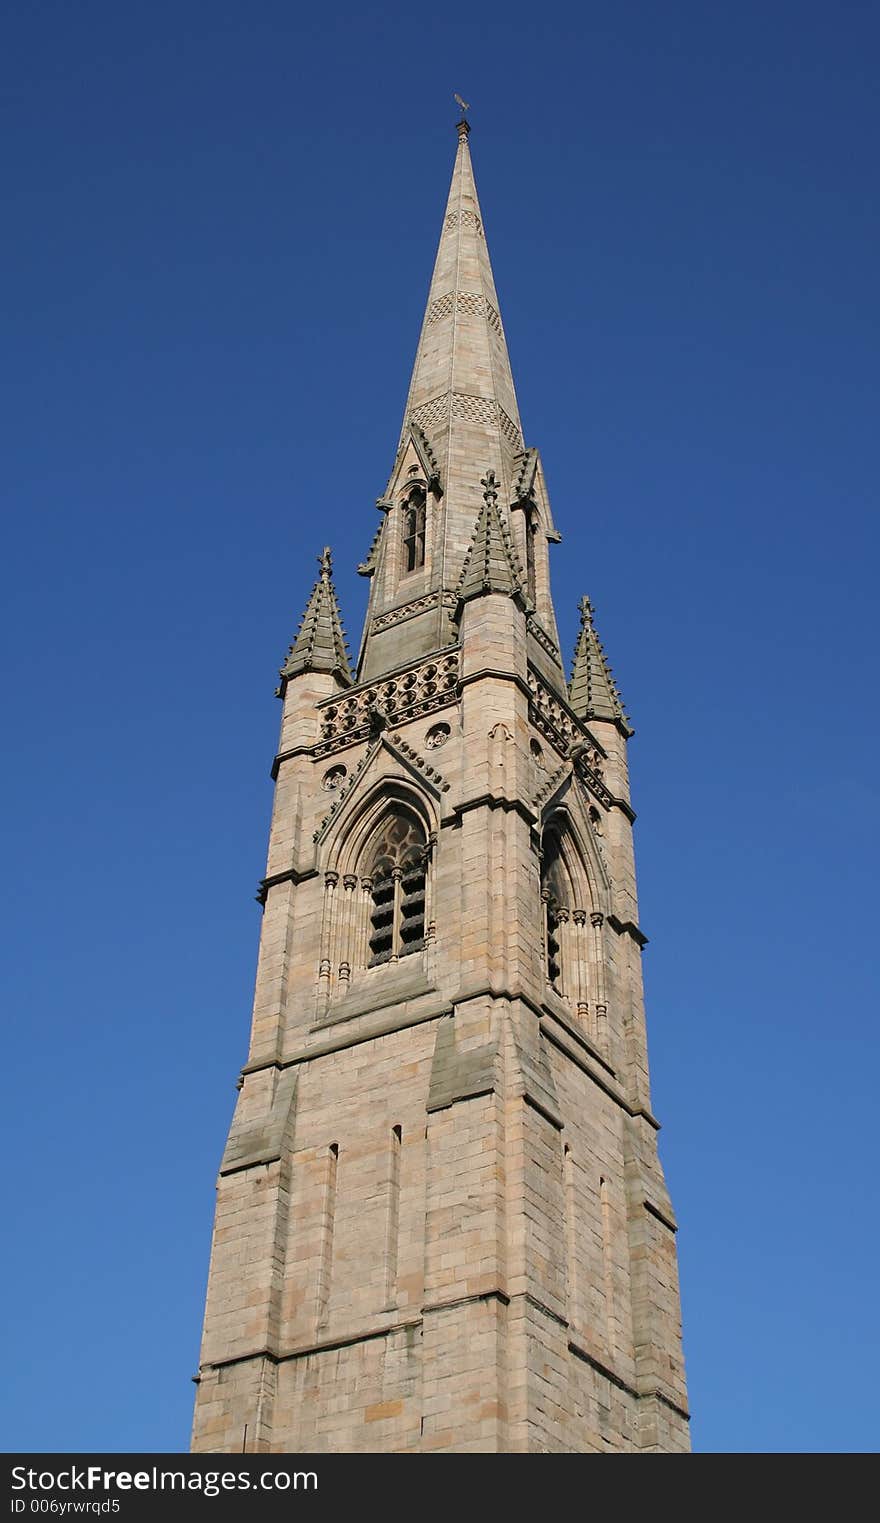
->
[366,808,427,964]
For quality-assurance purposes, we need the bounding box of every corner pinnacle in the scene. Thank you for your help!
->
[280,544,352,686]
[456,468,524,605]
[568,595,633,735]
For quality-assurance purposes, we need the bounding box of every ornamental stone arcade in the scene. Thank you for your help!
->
[191,121,689,1454]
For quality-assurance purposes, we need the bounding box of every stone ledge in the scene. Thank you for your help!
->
[199,1313,423,1372]
[427,1015,497,1112]
[539,1017,661,1130]
[196,1296,689,1425]
[270,744,313,781]
[235,982,659,1128]
[422,1289,509,1316]
[606,913,648,948]
[241,998,452,1078]
[256,864,319,906]
[313,966,435,1028]
[523,1092,563,1131]
[443,791,537,830]
[220,1070,297,1176]
[540,988,617,1077]
[644,1198,678,1234]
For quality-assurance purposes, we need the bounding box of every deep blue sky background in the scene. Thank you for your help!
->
[3,0,877,1454]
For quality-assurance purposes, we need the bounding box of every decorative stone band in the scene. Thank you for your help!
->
[403,391,522,451]
[528,668,604,770]
[315,648,460,758]
[528,668,576,756]
[533,759,571,811]
[525,612,562,665]
[527,667,638,821]
[444,208,483,237]
[576,761,615,813]
[388,732,451,793]
[425,289,503,333]
[371,588,458,635]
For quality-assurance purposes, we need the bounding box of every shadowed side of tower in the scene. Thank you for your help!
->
[191,124,689,1454]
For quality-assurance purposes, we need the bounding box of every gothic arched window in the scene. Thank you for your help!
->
[541,828,571,989]
[403,488,426,573]
[367,807,427,964]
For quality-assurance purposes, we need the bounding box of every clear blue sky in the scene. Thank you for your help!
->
[2,0,877,1455]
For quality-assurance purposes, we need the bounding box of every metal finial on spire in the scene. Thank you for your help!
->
[454,93,470,113]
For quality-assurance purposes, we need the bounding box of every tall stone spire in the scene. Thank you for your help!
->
[568,595,632,734]
[358,121,563,685]
[280,547,351,687]
[396,119,524,510]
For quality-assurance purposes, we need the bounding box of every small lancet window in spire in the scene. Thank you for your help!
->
[367,808,427,965]
[403,488,427,573]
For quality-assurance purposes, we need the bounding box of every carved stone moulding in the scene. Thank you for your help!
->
[371,589,457,635]
[526,613,562,664]
[527,668,576,758]
[316,650,460,758]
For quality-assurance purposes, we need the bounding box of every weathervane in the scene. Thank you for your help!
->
[454,93,471,139]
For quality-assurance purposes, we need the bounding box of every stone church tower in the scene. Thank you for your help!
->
[191,122,689,1454]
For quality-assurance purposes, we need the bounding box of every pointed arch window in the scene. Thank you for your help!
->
[541,827,571,989]
[538,820,607,1049]
[403,487,427,573]
[367,807,427,964]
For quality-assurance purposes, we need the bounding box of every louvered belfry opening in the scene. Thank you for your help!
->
[367,807,427,964]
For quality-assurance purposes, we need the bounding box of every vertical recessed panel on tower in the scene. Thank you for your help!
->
[191,121,690,1454]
